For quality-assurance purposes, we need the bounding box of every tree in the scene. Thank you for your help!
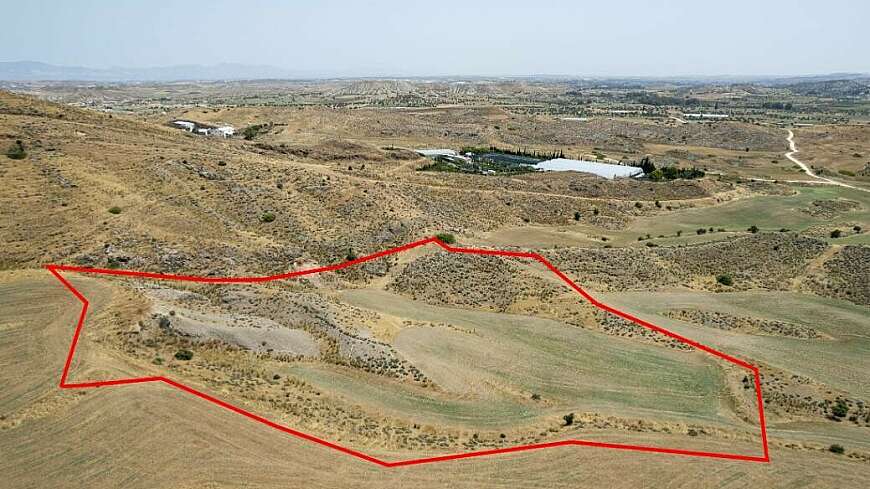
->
[174,349,193,361]
[831,399,848,418]
[563,413,575,426]
[574,211,581,221]
[830,229,842,238]
[747,225,759,234]
[639,156,656,174]
[435,232,456,244]
[346,248,358,261]
[716,274,733,286]
[5,140,26,159]
[829,444,845,454]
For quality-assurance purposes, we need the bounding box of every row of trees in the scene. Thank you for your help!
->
[636,156,706,181]
[461,145,565,160]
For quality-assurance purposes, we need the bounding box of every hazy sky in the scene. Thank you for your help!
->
[2,0,868,77]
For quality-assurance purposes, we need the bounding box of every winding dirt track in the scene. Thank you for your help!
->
[785,130,867,192]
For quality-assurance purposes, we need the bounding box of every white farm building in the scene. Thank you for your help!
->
[534,158,643,179]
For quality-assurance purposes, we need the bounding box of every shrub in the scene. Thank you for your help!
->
[829,444,845,454]
[260,212,276,223]
[108,206,122,214]
[5,140,26,159]
[346,248,358,261]
[242,123,272,140]
[563,413,575,426]
[748,225,759,233]
[174,349,193,361]
[716,274,733,286]
[853,226,862,233]
[696,228,707,235]
[435,232,456,244]
[531,393,541,401]
[830,229,842,238]
[634,202,643,209]
[831,400,848,418]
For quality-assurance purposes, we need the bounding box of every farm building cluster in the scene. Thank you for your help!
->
[415,148,644,179]
[171,120,235,138]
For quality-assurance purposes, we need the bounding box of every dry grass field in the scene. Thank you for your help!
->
[793,124,870,187]
[2,82,869,488]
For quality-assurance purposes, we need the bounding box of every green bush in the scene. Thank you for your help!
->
[241,123,272,140]
[831,399,848,418]
[260,212,276,223]
[174,349,193,361]
[6,140,26,159]
[108,206,122,214]
[716,274,733,286]
[435,232,456,244]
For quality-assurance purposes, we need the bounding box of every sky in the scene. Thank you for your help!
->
[1,0,868,77]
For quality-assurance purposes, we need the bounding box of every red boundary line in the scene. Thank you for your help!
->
[44,236,770,466]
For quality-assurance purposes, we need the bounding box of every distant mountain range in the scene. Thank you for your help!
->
[0,61,310,82]
[0,61,868,84]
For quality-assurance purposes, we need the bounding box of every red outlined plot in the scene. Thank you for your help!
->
[45,236,770,466]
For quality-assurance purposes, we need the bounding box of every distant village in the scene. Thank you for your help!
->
[171,120,235,138]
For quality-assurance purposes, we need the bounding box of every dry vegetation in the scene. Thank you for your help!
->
[1,80,869,488]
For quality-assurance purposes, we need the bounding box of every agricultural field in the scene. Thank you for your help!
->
[1,75,869,489]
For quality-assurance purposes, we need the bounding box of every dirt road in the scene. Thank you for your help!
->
[786,130,867,192]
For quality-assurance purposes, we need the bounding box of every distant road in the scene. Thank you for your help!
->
[785,130,866,192]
